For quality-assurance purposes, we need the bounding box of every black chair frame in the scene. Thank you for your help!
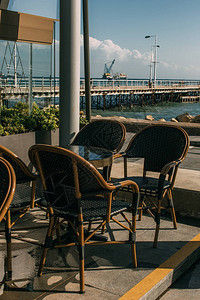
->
[29,144,139,294]
[123,124,189,247]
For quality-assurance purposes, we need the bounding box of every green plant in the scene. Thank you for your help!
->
[0,101,88,136]
[80,116,89,125]
[0,124,4,135]
[29,103,59,131]
[1,103,28,135]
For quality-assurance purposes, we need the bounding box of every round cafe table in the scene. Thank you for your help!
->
[63,145,113,180]
[62,144,112,241]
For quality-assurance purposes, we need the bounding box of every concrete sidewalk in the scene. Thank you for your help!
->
[0,208,199,300]
[0,138,200,299]
[190,136,200,147]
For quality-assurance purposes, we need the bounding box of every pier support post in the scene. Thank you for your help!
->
[59,0,81,146]
[103,94,106,111]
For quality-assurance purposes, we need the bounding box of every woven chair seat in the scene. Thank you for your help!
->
[52,196,131,221]
[9,182,43,209]
[122,176,171,197]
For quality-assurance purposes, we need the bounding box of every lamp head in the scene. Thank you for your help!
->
[145,35,151,38]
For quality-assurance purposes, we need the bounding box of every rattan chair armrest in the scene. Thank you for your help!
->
[21,166,39,179]
[113,152,126,159]
[158,160,181,199]
[161,160,181,176]
[111,179,139,193]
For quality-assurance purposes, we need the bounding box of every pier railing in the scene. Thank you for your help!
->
[83,79,200,89]
[1,77,200,108]
[1,78,200,109]
[0,78,200,89]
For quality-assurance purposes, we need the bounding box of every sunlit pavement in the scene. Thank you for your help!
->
[0,204,199,299]
[0,137,200,299]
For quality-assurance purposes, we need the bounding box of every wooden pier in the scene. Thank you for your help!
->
[180,95,200,103]
[0,79,200,108]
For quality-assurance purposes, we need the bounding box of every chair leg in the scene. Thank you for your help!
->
[101,223,106,234]
[5,210,12,281]
[78,215,85,293]
[131,243,137,268]
[167,189,177,229]
[138,195,144,221]
[38,213,54,277]
[55,218,62,245]
[131,193,138,268]
[131,215,137,268]
[153,199,161,248]
[108,164,112,181]
[31,180,36,209]
[87,220,92,231]
[79,246,85,294]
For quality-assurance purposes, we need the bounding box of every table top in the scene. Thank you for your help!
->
[63,145,113,168]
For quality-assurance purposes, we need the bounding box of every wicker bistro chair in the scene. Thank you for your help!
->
[0,158,16,281]
[71,119,126,179]
[72,120,126,232]
[28,144,139,294]
[71,119,126,154]
[0,146,42,229]
[123,124,189,248]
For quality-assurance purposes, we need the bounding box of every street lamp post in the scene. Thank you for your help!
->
[149,45,153,84]
[145,35,160,86]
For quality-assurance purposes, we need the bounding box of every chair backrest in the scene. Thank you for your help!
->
[125,124,189,173]
[28,145,111,210]
[0,145,35,183]
[71,120,126,153]
[0,158,16,222]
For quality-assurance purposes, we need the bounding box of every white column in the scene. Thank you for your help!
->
[59,0,81,146]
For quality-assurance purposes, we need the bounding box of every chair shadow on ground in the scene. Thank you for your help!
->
[0,225,196,297]
[0,208,199,297]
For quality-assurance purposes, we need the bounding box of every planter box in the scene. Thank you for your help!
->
[0,129,59,165]
[35,128,59,145]
[0,131,35,165]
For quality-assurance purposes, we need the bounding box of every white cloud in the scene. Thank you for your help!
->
[80,35,200,79]
[58,35,199,78]
[184,64,200,72]
[1,35,197,78]
[85,35,147,62]
[80,35,152,77]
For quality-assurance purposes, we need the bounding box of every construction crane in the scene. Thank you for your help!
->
[102,59,115,79]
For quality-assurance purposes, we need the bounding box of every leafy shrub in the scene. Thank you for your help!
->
[0,101,88,136]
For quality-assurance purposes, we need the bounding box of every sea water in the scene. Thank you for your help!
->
[91,102,200,121]
[6,96,200,122]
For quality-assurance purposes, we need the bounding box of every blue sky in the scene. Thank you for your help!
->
[1,0,200,79]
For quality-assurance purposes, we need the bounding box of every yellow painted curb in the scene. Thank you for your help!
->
[120,232,200,300]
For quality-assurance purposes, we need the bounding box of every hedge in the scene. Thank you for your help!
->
[0,102,88,136]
